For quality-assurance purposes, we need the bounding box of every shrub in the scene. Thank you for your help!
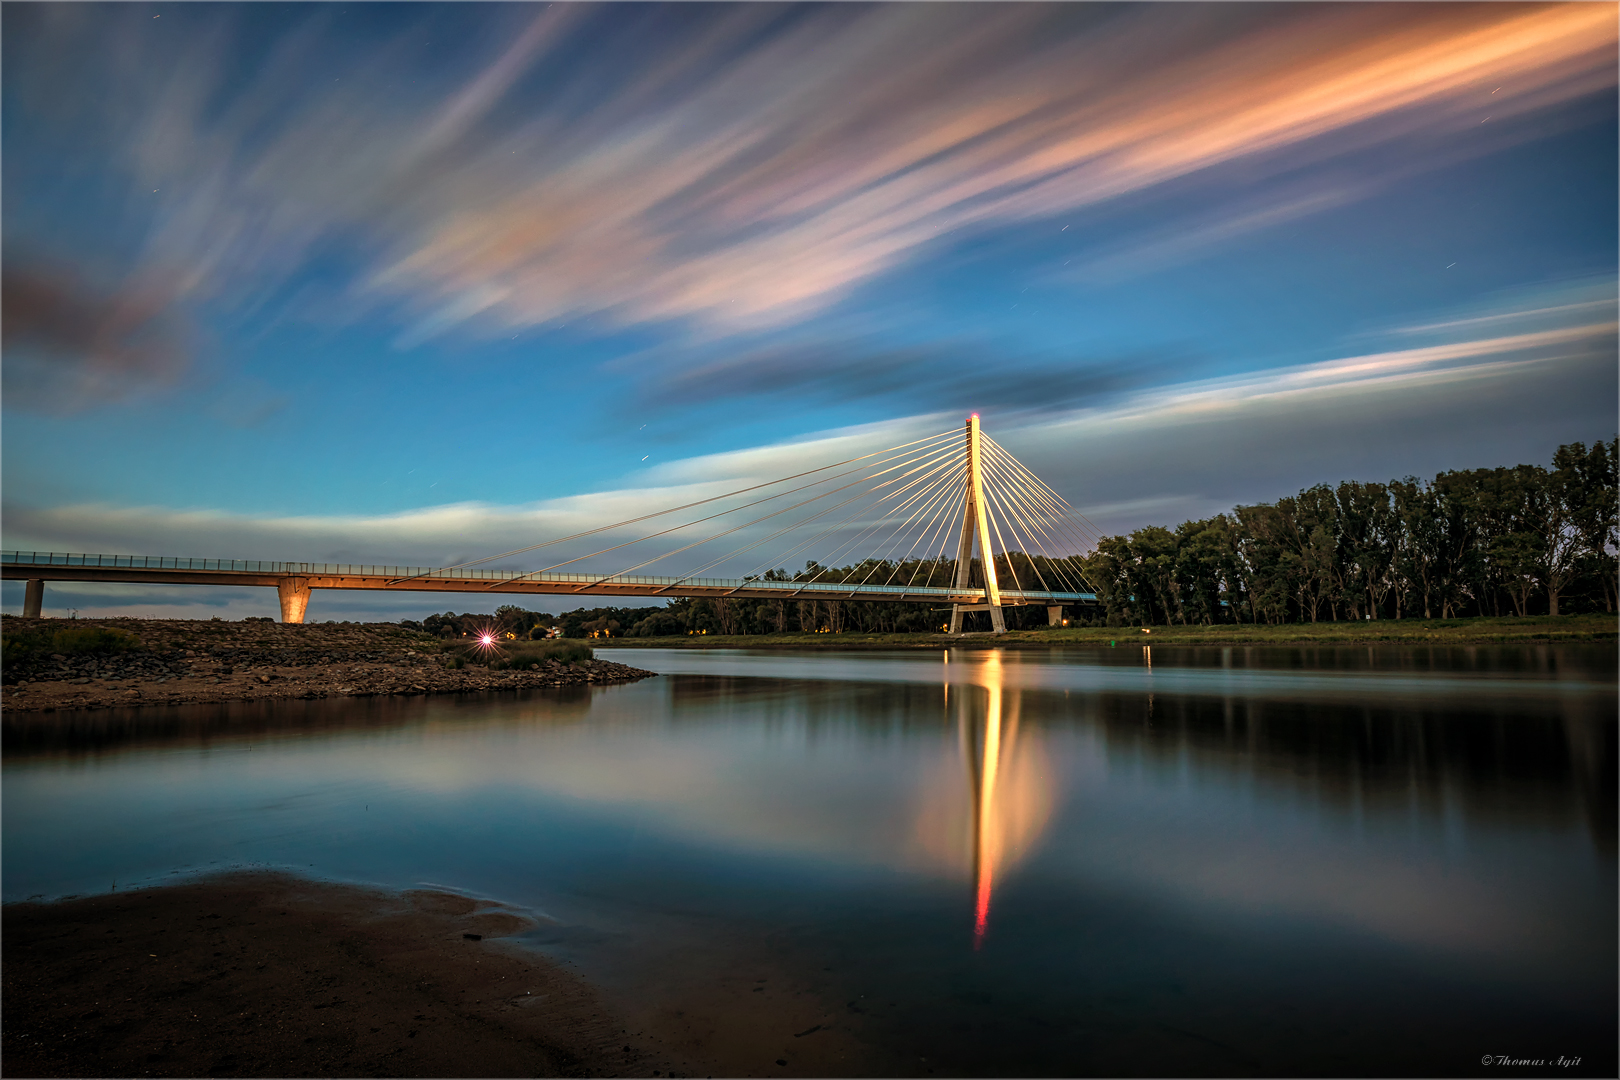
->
[467,640,593,668]
[2,624,143,668]
[51,626,141,655]
[1,628,50,666]
[528,640,592,664]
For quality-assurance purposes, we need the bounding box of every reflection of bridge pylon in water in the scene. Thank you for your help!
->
[949,650,1043,949]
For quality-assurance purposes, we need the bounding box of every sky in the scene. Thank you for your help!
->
[3,2,1617,620]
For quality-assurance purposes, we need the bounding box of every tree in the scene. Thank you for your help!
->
[1390,479,1442,619]
[1555,438,1619,612]
[1337,480,1396,619]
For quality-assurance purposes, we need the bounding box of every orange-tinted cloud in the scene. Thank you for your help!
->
[10,4,1616,341]
[375,4,1615,334]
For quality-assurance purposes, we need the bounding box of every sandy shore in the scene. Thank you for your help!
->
[2,872,675,1079]
[1,618,656,714]
[2,873,893,1079]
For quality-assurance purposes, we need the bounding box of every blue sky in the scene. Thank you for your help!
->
[4,2,1616,619]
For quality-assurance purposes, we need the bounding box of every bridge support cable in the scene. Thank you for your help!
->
[981,466,1083,597]
[977,472,1055,596]
[844,460,981,592]
[736,452,967,588]
[479,430,962,590]
[978,440,1104,598]
[980,438,1101,555]
[871,468,972,593]
[979,455,1099,598]
[982,441,1100,552]
[900,470,973,595]
[759,435,972,598]
[769,453,969,590]
[393,427,959,586]
[786,429,992,597]
[674,446,967,589]
[977,450,1092,596]
[577,435,967,591]
[982,435,1107,546]
[526,431,961,586]
[979,479,1026,596]
[978,427,1108,544]
[808,460,972,594]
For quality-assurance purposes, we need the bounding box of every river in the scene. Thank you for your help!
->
[4,643,1614,1075]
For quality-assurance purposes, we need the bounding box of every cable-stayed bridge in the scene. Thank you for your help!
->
[4,416,1100,632]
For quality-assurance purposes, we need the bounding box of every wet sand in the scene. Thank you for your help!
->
[2,873,893,1079]
[2,872,669,1078]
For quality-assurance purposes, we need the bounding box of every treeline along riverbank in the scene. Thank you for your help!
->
[1081,436,1617,627]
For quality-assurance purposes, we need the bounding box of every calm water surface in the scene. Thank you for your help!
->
[5,644,1615,1076]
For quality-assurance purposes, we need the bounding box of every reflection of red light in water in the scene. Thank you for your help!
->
[971,679,1003,950]
[973,864,992,948]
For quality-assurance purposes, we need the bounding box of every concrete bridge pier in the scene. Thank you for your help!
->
[277,577,312,624]
[1048,605,1063,626]
[23,579,44,618]
[949,603,1007,635]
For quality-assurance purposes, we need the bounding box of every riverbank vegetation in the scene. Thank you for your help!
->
[593,612,1615,649]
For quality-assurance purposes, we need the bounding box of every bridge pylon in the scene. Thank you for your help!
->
[949,413,1007,635]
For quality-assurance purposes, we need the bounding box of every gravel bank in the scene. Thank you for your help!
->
[1,617,657,713]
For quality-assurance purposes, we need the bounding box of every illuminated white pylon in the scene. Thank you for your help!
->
[949,413,1007,634]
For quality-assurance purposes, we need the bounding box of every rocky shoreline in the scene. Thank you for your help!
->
[0,617,657,713]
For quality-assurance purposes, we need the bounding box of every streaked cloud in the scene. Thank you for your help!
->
[8,3,1614,349]
[1058,186,1362,284]
[644,337,1176,413]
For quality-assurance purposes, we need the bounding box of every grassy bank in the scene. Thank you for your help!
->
[594,612,1618,650]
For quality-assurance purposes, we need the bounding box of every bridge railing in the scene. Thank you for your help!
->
[2,551,1095,602]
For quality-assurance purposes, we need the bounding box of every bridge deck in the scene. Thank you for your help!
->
[3,551,1096,607]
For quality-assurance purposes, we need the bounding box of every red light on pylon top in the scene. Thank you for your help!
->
[969,412,979,421]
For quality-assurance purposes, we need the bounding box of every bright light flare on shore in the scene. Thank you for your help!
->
[467,623,506,660]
